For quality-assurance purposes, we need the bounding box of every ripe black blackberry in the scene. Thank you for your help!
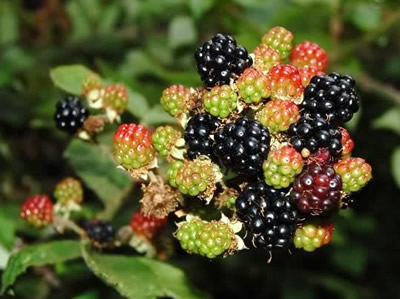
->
[301,73,359,125]
[83,219,115,248]
[213,117,270,177]
[195,33,253,87]
[236,181,298,250]
[185,113,220,160]
[54,96,89,134]
[288,116,342,158]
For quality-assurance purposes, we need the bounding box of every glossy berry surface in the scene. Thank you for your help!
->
[340,127,354,157]
[160,85,191,117]
[83,219,115,248]
[261,26,293,59]
[176,218,234,258]
[236,181,298,250]
[184,113,220,160]
[288,116,342,158]
[290,41,328,71]
[195,33,252,86]
[237,67,270,104]
[113,124,155,170]
[203,85,237,117]
[213,117,270,176]
[253,44,281,72]
[291,163,342,215]
[334,157,372,193]
[21,194,53,228]
[298,66,324,87]
[256,99,299,133]
[301,73,359,125]
[54,177,83,205]
[103,83,129,114]
[152,125,181,157]
[130,211,167,240]
[294,223,334,252]
[268,64,303,101]
[54,96,89,134]
[263,146,303,189]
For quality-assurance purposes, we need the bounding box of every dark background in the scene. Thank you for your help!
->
[0,0,400,298]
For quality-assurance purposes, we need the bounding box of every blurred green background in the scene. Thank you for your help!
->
[1,0,400,298]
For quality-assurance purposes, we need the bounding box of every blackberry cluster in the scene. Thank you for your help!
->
[213,117,270,176]
[184,113,220,160]
[236,181,298,250]
[301,73,359,125]
[54,96,89,134]
[288,116,342,158]
[83,220,115,248]
[195,33,253,87]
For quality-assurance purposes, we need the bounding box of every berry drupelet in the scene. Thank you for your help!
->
[236,181,298,250]
[301,73,359,125]
[213,117,270,177]
[195,33,253,87]
[184,113,220,160]
[54,96,89,134]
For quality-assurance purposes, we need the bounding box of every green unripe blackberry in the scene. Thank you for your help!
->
[237,67,270,104]
[160,85,191,117]
[152,126,182,157]
[294,224,334,252]
[256,99,299,133]
[334,157,372,193]
[54,177,83,206]
[261,26,293,59]
[203,85,237,118]
[263,146,303,189]
[175,219,204,254]
[167,161,184,188]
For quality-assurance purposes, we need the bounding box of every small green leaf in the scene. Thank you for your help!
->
[168,16,197,49]
[141,105,175,126]
[0,215,15,250]
[1,241,81,294]
[391,147,400,189]
[347,3,381,32]
[372,107,400,136]
[188,0,214,19]
[64,139,132,204]
[82,244,204,299]
[50,65,100,95]
[331,245,368,277]
[126,90,150,119]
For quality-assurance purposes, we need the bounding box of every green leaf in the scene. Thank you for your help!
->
[331,245,368,277]
[391,147,400,189]
[141,105,175,126]
[0,1,19,44]
[0,215,16,250]
[50,65,100,95]
[168,16,197,49]
[126,90,150,119]
[64,139,132,204]
[98,3,121,34]
[82,245,203,299]
[188,0,214,19]
[1,241,81,294]
[347,3,381,32]
[372,107,400,136]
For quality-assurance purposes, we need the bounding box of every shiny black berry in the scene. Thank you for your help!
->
[83,219,115,248]
[213,117,270,177]
[185,113,220,160]
[54,96,89,134]
[288,116,342,158]
[301,73,359,125]
[236,181,298,250]
[195,33,253,87]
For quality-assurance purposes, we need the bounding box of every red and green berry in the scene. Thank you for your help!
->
[253,44,281,72]
[130,211,167,240]
[237,67,270,104]
[334,157,372,193]
[21,194,53,228]
[161,85,191,117]
[294,224,334,252]
[256,99,299,133]
[290,41,328,71]
[261,26,293,59]
[268,64,303,102]
[203,84,237,117]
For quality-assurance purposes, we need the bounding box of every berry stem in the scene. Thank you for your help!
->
[53,215,86,238]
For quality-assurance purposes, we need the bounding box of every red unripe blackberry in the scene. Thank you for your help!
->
[130,211,167,240]
[340,127,354,157]
[298,66,324,87]
[261,26,293,59]
[184,113,220,160]
[213,117,270,177]
[83,219,115,248]
[291,163,342,215]
[253,44,281,72]
[301,72,359,125]
[54,96,89,134]
[237,67,270,104]
[268,64,303,102]
[290,41,328,71]
[195,33,253,87]
[236,181,298,250]
[256,99,299,133]
[113,124,156,170]
[20,194,53,228]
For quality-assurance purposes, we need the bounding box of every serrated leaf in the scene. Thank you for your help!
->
[126,90,150,119]
[1,241,81,294]
[64,139,132,204]
[141,105,175,126]
[50,65,100,95]
[372,107,400,136]
[82,244,204,299]
[391,147,400,190]
[168,16,197,49]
